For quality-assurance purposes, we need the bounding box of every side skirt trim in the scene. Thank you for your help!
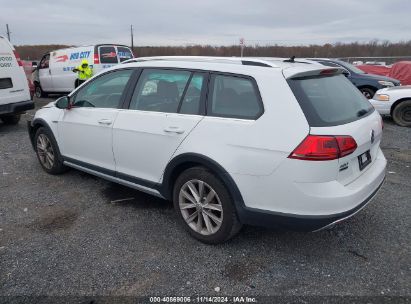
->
[63,159,164,199]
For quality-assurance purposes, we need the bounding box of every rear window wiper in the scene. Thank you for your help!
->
[357,109,368,117]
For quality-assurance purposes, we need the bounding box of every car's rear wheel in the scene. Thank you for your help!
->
[173,167,242,244]
[1,114,21,125]
[392,100,411,127]
[34,127,67,174]
[35,84,47,98]
[360,87,376,99]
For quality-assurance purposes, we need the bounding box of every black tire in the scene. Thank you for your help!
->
[173,166,242,244]
[35,83,47,98]
[360,87,376,99]
[392,100,411,127]
[1,114,21,125]
[34,127,68,174]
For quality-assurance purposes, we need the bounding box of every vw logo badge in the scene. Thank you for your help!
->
[371,129,375,144]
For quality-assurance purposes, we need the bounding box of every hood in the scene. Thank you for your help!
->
[81,59,89,66]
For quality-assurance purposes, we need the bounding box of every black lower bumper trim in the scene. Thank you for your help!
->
[0,100,34,116]
[237,177,385,232]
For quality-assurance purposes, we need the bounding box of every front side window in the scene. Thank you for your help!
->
[130,69,191,113]
[208,74,262,119]
[72,69,133,108]
[39,54,50,69]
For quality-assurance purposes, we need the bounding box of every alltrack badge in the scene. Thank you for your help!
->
[371,129,375,144]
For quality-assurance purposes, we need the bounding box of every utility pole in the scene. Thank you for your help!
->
[239,37,245,57]
[130,24,134,53]
[6,24,11,41]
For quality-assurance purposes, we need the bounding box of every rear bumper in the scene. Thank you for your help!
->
[234,148,387,231]
[238,176,385,231]
[0,100,34,116]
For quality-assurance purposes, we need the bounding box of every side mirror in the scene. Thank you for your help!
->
[55,96,70,109]
[342,70,350,77]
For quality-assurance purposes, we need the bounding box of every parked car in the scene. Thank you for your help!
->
[370,86,411,127]
[28,56,386,243]
[0,35,34,125]
[22,60,36,99]
[310,58,401,99]
[33,44,134,97]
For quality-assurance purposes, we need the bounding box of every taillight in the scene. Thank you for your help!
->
[13,50,23,66]
[94,53,100,64]
[289,135,357,161]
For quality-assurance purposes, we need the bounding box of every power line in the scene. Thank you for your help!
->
[6,24,11,41]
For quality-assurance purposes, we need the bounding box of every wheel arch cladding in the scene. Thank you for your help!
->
[28,118,53,149]
[161,153,247,219]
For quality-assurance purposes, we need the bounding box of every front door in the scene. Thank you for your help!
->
[58,69,134,172]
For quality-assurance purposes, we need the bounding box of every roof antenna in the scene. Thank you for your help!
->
[284,56,296,63]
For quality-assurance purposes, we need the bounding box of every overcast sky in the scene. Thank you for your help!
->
[1,0,410,46]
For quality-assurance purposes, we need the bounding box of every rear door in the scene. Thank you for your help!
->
[113,68,206,183]
[0,36,30,106]
[287,73,383,185]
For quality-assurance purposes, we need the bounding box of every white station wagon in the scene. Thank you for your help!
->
[28,56,386,243]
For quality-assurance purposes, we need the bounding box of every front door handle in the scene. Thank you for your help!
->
[98,119,112,125]
[164,126,185,134]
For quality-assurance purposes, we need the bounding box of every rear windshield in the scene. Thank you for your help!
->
[117,47,133,62]
[99,46,118,64]
[288,74,374,127]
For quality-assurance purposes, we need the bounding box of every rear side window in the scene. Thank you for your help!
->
[99,46,118,64]
[117,47,133,62]
[179,73,206,115]
[208,74,262,119]
[130,69,191,113]
[0,78,13,89]
[288,74,374,127]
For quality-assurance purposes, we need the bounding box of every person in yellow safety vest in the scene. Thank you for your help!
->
[73,59,93,88]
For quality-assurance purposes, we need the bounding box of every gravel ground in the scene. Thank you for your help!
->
[0,97,410,301]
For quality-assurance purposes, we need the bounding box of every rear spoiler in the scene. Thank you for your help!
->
[283,67,345,79]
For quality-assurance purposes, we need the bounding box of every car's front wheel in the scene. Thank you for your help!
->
[34,127,68,174]
[392,100,411,127]
[173,167,242,244]
[35,84,47,98]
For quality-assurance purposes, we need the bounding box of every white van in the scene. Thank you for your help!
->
[33,44,134,97]
[0,35,33,125]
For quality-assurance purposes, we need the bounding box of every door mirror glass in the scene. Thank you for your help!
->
[55,96,70,109]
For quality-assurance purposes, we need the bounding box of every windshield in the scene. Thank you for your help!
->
[288,74,374,127]
[336,60,366,74]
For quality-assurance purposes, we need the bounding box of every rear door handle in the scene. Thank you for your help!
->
[164,126,185,134]
[97,119,112,125]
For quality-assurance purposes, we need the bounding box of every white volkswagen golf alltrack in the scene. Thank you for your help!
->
[28,56,386,244]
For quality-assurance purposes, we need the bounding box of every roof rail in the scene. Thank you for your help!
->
[122,56,278,67]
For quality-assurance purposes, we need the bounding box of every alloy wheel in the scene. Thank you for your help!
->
[179,179,223,235]
[36,134,55,170]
